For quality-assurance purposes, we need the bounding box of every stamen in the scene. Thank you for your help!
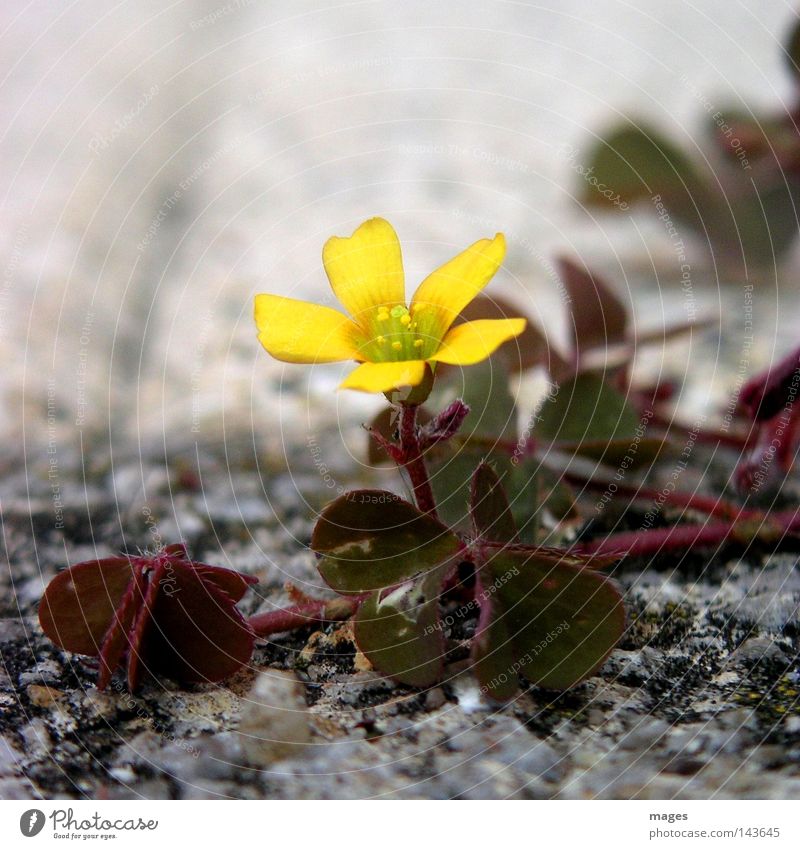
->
[413,339,424,348]
[391,341,402,351]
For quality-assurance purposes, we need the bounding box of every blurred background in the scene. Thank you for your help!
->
[1,0,797,478]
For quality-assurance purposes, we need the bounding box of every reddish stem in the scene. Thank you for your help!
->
[571,508,800,559]
[399,403,439,517]
[562,473,757,521]
[249,597,358,638]
[646,409,753,451]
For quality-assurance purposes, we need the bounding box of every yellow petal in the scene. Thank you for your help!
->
[428,318,527,366]
[322,218,405,326]
[254,294,365,364]
[339,360,427,393]
[410,233,506,342]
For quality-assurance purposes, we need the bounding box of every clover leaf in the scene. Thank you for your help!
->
[353,566,450,688]
[470,546,625,700]
[39,544,257,691]
[313,490,463,594]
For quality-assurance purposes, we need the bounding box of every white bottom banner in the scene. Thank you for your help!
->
[2,800,797,847]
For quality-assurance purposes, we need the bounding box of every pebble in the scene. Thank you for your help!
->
[19,720,52,762]
[0,736,22,776]
[730,636,791,666]
[18,660,63,687]
[424,687,446,711]
[26,685,64,708]
[236,671,312,767]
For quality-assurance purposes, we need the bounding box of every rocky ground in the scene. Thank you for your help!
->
[2,427,800,801]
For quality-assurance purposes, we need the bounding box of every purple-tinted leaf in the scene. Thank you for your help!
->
[740,344,800,422]
[536,373,639,445]
[354,568,447,689]
[785,16,800,80]
[471,548,625,698]
[453,293,557,373]
[140,560,255,685]
[125,559,165,691]
[470,463,518,543]
[97,570,145,690]
[163,543,258,603]
[313,491,462,594]
[557,257,628,355]
[39,557,134,655]
[39,545,257,691]
[193,564,258,603]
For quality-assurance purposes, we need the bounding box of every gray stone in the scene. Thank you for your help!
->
[237,671,312,767]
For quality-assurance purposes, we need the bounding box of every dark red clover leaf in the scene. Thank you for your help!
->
[39,543,257,691]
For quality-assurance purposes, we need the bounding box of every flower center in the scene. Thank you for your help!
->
[359,304,433,361]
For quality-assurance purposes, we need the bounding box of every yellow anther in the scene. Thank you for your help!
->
[377,335,385,344]
[413,339,424,348]
[392,341,402,351]
[377,310,389,322]
[400,314,411,326]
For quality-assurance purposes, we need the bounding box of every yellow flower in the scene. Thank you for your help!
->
[254,217,526,394]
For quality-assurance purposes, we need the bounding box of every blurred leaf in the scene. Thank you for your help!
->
[354,567,448,688]
[557,436,672,469]
[785,16,800,81]
[730,179,800,267]
[582,124,707,230]
[429,447,499,530]
[471,548,625,697]
[556,257,628,355]
[366,407,400,465]
[741,343,800,422]
[536,373,639,445]
[454,293,561,373]
[313,490,462,594]
[428,356,519,530]
[506,460,580,542]
[470,463,518,543]
[434,356,517,442]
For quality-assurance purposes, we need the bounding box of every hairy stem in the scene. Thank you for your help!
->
[399,403,439,517]
[562,473,756,521]
[249,596,358,638]
[571,508,800,559]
